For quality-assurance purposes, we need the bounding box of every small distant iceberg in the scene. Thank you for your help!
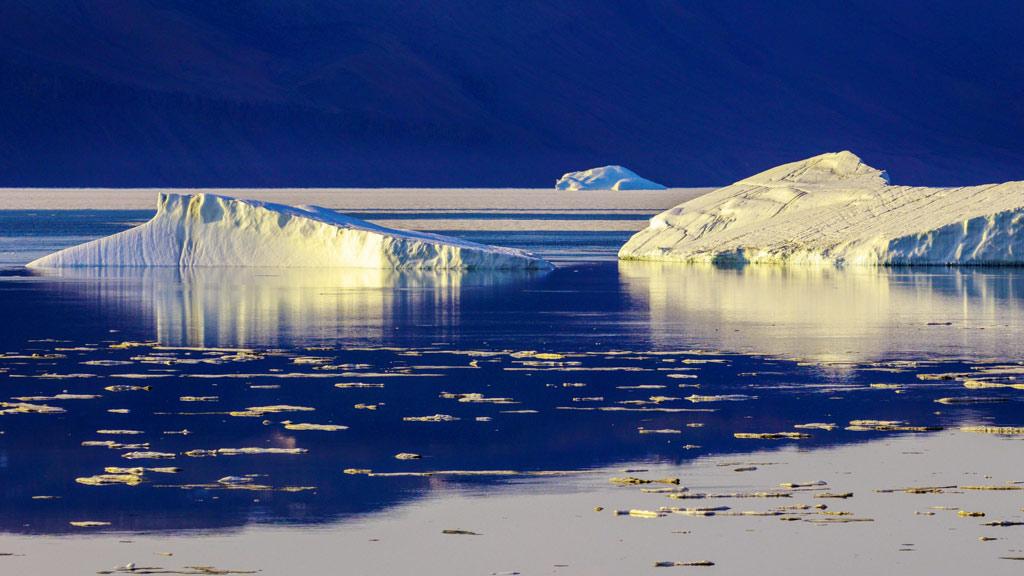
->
[619,151,1024,266]
[555,165,666,191]
[27,193,552,270]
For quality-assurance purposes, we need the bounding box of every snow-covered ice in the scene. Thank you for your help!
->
[26,193,552,269]
[618,151,1024,266]
[555,165,665,191]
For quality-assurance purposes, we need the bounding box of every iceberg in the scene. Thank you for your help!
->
[555,165,666,191]
[26,193,552,270]
[619,151,1024,266]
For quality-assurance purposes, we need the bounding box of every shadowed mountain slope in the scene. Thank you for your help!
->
[2,1,1022,186]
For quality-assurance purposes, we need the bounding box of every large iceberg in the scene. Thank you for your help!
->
[27,193,552,269]
[555,165,666,191]
[619,151,1024,266]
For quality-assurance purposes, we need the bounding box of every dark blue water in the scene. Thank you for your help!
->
[0,211,1022,536]
[2,329,1009,535]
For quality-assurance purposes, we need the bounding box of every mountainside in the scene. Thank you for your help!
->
[2,1,1023,186]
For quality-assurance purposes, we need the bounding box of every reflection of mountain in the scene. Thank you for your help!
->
[31,267,547,347]
[619,262,1024,362]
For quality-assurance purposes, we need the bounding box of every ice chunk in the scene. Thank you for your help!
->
[555,165,665,191]
[619,151,1024,266]
[27,193,551,270]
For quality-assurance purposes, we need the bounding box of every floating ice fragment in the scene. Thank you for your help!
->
[439,392,516,404]
[11,394,100,401]
[734,432,810,440]
[229,405,315,417]
[402,414,459,422]
[960,425,1024,435]
[105,467,178,475]
[793,423,837,431]
[625,509,663,518]
[0,402,65,415]
[103,385,151,392]
[610,476,680,486]
[935,397,1008,405]
[185,447,307,457]
[76,474,143,486]
[180,396,218,402]
[122,451,175,460]
[637,428,682,435]
[282,422,348,431]
[685,394,754,403]
[845,420,942,432]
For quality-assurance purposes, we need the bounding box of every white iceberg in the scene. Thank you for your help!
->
[619,151,1024,266]
[555,165,666,191]
[26,193,552,269]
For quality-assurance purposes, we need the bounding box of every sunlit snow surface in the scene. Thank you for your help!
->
[26,193,550,269]
[620,151,1024,265]
[555,165,666,191]
[1,190,1024,575]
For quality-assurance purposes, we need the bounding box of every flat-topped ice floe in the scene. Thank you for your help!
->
[555,165,666,191]
[619,151,1024,266]
[27,193,552,269]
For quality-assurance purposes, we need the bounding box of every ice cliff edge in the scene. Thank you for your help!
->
[619,151,1024,266]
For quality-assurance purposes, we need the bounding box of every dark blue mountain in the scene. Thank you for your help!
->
[1,1,1022,187]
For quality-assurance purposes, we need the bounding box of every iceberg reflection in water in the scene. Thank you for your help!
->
[619,262,1024,362]
[29,267,549,348]
[6,225,1024,573]
[21,262,1024,359]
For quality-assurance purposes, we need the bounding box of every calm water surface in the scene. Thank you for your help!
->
[0,209,1022,574]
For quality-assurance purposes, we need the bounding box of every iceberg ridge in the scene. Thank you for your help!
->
[555,165,665,191]
[618,151,1024,266]
[27,193,552,270]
